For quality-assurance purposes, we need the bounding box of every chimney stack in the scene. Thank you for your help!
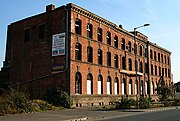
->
[46,4,55,12]
[119,24,123,28]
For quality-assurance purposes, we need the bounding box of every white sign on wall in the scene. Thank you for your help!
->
[52,33,65,56]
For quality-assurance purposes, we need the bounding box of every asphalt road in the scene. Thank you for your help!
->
[0,107,179,121]
[99,108,180,121]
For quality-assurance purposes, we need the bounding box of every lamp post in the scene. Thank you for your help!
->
[134,24,150,109]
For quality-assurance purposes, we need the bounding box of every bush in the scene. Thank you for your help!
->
[44,87,72,108]
[139,97,151,109]
[9,89,31,113]
[30,100,61,112]
[163,101,173,107]
[173,99,180,106]
[116,97,136,109]
[0,88,31,115]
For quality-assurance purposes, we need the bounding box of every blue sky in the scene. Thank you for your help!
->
[0,0,180,83]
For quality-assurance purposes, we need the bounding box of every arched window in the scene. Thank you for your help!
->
[114,35,118,48]
[155,65,157,75]
[134,43,137,54]
[145,81,148,95]
[114,77,119,95]
[106,31,111,45]
[151,81,154,94]
[98,75,103,94]
[128,41,131,52]
[139,46,143,56]
[87,46,93,63]
[150,49,153,59]
[164,55,166,64]
[128,58,132,71]
[97,27,102,42]
[161,54,164,63]
[129,79,132,95]
[135,60,138,72]
[158,53,161,62]
[140,80,143,95]
[121,38,125,50]
[140,61,143,73]
[122,56,126,70]
[75,72,82,94]
[107,76,112,94]
[165,68,167,77]
[114,54,118,68]
[98,49,103,65]
[154,51,157,61]
[87,73,93,94]
[155,82,158,94]
[107,52,111,66]
[75,19,82,35]
[122,78,126,95]
[87,23,93,39]
[145,63,148,73]
[159,66,161,76]
[151,64,153,75]
[75,43,82,61]
[135,80,138,95]
[167,56,170,65]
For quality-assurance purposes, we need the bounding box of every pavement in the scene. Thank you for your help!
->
[0,106,179,121]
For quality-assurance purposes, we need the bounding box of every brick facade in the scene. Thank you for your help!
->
[2,3,172,107]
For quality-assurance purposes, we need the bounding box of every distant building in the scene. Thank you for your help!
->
[1,3,173,107]
[175,82,180,92]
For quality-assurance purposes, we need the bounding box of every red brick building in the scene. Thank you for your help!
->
[2,3,172,107]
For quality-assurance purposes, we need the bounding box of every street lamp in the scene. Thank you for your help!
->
[134,24,150,109]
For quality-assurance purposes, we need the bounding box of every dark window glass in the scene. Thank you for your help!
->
[98,49,103,65]
[107,52,111,66]
[121,38,125,50]
[158,53,161,62]
[87,23,93,39]
[39,24,45,39]
[106,31,111,45]
[168,57,170,65]
[75,19,82,35]
[154,51,157,61]
[75,43,82,61]
[128,41,131,52]
[159,66,161,76]
[128,58,132,71]
[145,47,148,57]
[97,27,102,42]
[155,65,157,75]
[164,55,166,64]
[114,35,118,48]
[161,54,164,63]
[114,54,118,68]
[140,61,143,73]
[139,46,143,56]
[122,56,126,70]
[150,49,153,59]
[87,46,93,63]
[162,68,164,76]
[24,28,30,42]
[151,64,153,75]
[145,63,148,73]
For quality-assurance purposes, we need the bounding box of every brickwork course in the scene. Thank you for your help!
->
[2,3,172,107]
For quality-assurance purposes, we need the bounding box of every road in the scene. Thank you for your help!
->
[99,108,180,121]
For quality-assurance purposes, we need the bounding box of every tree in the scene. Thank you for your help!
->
[156,76,173,101]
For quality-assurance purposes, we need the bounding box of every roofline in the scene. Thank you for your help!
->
[67,3,171,54]
[8,3,171,54]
